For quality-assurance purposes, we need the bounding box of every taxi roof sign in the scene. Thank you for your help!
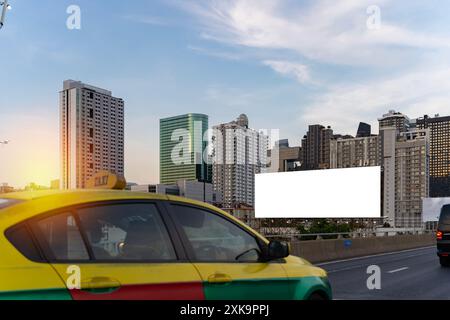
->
[86,171,127,190]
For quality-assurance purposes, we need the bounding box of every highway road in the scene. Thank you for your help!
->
[318,246,450,300]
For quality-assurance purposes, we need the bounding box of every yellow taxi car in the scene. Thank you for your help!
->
[0,190,331,300]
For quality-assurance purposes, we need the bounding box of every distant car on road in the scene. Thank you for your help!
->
[0,190,331,300]
[437,204,450,267]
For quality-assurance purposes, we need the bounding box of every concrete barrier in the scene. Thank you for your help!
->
[290,234,436,263]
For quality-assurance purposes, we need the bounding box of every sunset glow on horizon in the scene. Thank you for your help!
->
[0,112,59,188]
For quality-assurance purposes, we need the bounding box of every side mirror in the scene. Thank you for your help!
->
[267,240,290,260]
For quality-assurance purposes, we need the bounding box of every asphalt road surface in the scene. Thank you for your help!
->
[318,246,450,300]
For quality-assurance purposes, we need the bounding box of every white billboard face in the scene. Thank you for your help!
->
[255,166,381,218]
[422,198,450,222]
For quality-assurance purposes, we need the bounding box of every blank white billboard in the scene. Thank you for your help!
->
[255,166,381,218]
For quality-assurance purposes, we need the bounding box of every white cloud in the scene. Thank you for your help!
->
[300,66,450,134]
[172,0,450,134]
[263,60,311,84]
[174,0,450,66]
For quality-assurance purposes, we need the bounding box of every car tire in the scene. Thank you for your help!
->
[439,256,450,267]
[308,292,327,300]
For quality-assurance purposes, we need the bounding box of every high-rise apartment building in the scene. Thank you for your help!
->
[416,114,450,197]
[159,113,209,185]
[301,125,333,170]
[330,135,380,169]
[60,80,124,189]
[380,126,396,224]
[379,110,410,133]
[394,130,429,227]
[380,124,429,228]
[212,114,268,208]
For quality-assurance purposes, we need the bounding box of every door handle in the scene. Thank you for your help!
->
[207,273,232,284]
[80,277,121,293]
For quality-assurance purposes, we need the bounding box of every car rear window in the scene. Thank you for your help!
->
[0,198,23,210]
[5,225,44,262]
[439,205,450,225]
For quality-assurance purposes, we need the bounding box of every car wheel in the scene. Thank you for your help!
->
[439,256,450,267]
[308,292,327,300]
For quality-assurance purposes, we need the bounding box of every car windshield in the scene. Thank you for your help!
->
[0,198,23,210]
[439,205,450,225]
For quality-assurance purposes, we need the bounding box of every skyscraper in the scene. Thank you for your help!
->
[379,110,410,133]
[212,114,268,208]
[356,122,372,137]
[379,118,429,228]
[394,129,429,227]
[379,126,396,224]
[416,114,450,197]
[301,125,333,170]
[159,113,209,185]
[330,135,380,169]
[60,80,124,189]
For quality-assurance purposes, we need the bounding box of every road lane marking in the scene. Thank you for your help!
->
[387,267,409,273]
[327,266,365,273]
[316,246,435,266]
[325,252,432,273]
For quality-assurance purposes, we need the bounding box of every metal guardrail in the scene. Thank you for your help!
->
[262,229,434,241]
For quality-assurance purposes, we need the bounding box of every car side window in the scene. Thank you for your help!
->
[76,203,177,261]
[36,212,89,261]
[171,204,261,262]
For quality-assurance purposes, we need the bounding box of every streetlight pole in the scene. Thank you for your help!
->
[0,0,10,30]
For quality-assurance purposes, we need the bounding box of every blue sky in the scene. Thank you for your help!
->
[2,0,450,187]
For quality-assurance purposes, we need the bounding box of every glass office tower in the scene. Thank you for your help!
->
[160,113,210,184]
